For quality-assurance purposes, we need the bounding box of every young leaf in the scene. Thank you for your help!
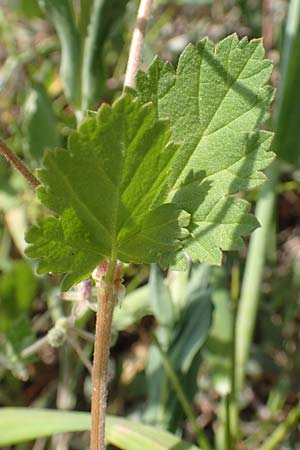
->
[25,96,189,290]
[129,34,275,267]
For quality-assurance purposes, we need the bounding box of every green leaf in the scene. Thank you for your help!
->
[149,264,176,328]
[129,34,274,267]
[169,289,212,373]
[26,95,189,290]
[0,171,25,212]
[0,261,38,331]
[204,288,232,395]
[113,285,152,331]
[26,36,274,288]
[0,408,200,450]
[145,265,213,430]
[39,0,81,107]
[23,83,60,163]
[2,316,35,381]
[276,23,300,165]
[81,0,130,110]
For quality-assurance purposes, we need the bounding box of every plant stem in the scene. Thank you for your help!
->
[0,139,39,189]
[235,0,300,395]
[224,395,231,450]
[228,263,239,444]
[275,0,300,115]
[90,0,153,446]
[21,335,49,358]
[67,334,93,374]
[123,0,154,89]
[152,333,213,450]
[90,259,117,450]
[258,406,300,450]
[70,326,95,342]
[235,164,279,392]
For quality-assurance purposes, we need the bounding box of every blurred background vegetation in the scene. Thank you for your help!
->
[0,1,300,449]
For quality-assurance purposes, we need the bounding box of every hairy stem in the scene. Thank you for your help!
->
[90,259,117,450]
[123,0,154,89]
[235,164,278,392]
[228,263,239,443]
[0,139,39,189]
[90,1,153,447]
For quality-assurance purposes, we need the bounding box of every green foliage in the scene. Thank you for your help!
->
[130,34,274,267]
[1,2,299,448]
[0,261,38,331]
[26,35,274,290]
[39,0,129,110]
[26,95,189,290]
[0,262,37,380]
[3,317,34,381]
[112,265,213,432]
[0,171,26,212]
[0,408,200,450]
[39,0,81,107]
[204,287,232,395]
[145,265,212,430]
[81,0,130,110]
[5,0,41,18]
[23,82,60,163]
[276,22,300,165]
[113,284,151,331]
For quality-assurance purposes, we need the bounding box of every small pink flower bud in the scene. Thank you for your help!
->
[92,260,109,286]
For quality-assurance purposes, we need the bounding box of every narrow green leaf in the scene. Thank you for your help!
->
[0,408,200,450]
[23,83,60,163]
[145,267,213,430]
[26,95,189,290]
[81,0,129,110]
[113,285,152,331]
[78,0,92,39]
[2,316,35,380]
[204,289,232,395]
[169,290,212,373]
[149,264,176,327]
[276,23,300,164]
[0,261,38,331]
[130,34,274,267]
[39,0,81,107]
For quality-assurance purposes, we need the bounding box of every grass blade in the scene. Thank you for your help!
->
[0,407,200,450]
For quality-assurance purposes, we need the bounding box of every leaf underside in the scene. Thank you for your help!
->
[26,96,189,290]
[130,33,274,268]
[26,34,274,289]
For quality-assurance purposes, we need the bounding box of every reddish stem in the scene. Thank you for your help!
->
[0,139,39,189]
[90,261,117,450]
